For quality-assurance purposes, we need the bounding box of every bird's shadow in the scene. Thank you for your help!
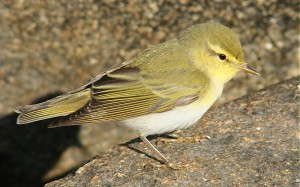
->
[0,93,81,187]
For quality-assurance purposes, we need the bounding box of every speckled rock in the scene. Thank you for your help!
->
[0,0,298,115]
[46,77,299,186]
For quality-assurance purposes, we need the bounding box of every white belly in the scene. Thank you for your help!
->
[122,102,212,136]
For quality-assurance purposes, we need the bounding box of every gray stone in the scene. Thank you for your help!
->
[46,77,299,187]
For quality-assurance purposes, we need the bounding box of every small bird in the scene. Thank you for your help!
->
[15,22,259,167]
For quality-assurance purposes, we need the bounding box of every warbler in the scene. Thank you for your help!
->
[15,22,259,167]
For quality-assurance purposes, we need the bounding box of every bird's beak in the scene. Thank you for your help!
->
[238,64,260,75]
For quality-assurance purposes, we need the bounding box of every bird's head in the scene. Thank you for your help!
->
[179,22,259,84]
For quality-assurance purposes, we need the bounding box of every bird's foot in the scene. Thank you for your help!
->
[157,134,211,145]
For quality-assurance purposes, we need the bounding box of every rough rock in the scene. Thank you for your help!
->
[46,77,299,186]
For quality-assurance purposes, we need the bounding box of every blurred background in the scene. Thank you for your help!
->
[0,0,298,186]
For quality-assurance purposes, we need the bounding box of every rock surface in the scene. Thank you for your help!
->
[46,77,299,186]
[0,1,298,186]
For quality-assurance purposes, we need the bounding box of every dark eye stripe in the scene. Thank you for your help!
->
[205,46,229,62]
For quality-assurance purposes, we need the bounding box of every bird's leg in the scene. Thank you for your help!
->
[140,136,169,165]
[140,136,191,170]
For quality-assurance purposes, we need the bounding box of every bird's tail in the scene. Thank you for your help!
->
[14,89,91,125]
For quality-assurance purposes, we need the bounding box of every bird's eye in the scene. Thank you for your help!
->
[219,54,226,60]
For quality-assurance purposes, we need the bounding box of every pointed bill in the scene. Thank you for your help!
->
[238,64,260,75]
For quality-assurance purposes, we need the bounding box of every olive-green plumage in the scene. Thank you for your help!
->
[15,22,258,128]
